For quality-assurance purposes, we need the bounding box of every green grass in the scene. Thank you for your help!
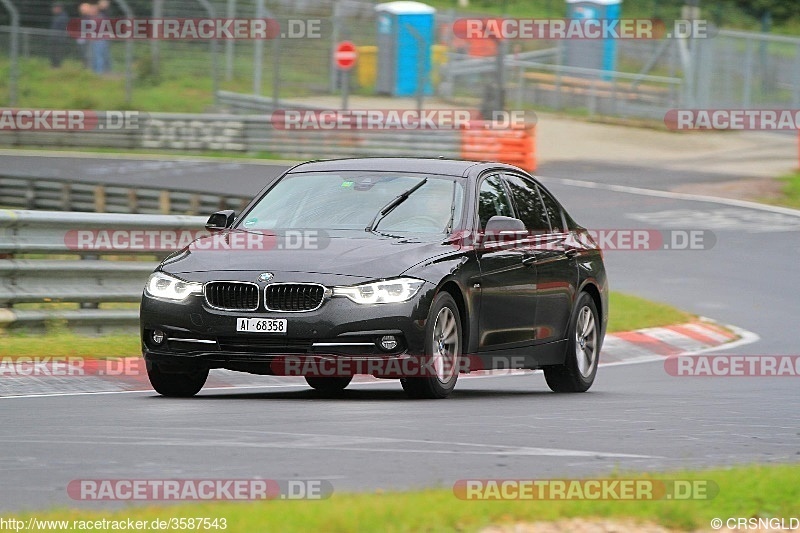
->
[1,292,693,359]
[0,40,333,112]
[0,328,140,359]
[9,464,800,532]
[769,171,800,209]
[607,291,695,333]
[1,57,217,113]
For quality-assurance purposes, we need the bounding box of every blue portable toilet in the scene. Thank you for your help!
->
[563,0,622,77]
[375,1,436,97]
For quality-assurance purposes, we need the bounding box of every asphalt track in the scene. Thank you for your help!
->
[0,151,748,196]
[1,153,798,511]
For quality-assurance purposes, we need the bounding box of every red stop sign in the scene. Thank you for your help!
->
[334,41,358,71]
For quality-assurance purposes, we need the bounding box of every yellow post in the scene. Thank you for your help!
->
[430,44,448,87]
[356,45,378,90]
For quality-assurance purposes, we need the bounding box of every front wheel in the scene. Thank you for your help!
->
[544,292,600,393]
[147,364,208,398]
[401,292,462,399]
[305,376,352,392]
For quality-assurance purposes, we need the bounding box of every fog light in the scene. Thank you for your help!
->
[152,329,166,345]
[379,335,398,351]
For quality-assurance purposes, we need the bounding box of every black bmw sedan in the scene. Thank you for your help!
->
[141,158,608,399]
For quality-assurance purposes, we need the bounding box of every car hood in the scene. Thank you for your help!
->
[162,229,457,279]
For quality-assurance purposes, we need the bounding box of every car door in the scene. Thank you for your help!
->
[503,173,577,344]
[475,173,539,353]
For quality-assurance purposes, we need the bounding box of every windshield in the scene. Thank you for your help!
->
[239,171,464,235]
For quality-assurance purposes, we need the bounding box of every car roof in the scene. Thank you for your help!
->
[286,157,523,177]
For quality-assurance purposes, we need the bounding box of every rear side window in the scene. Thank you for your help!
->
[537,186,565,233]
[503,174,550,234]
[477,174,514,230]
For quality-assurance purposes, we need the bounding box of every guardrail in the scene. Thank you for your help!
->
[0,175,251,215]
[0,111,461,158]
[0,210,206,333]
[0,111,537,171]
[216,91,323,114]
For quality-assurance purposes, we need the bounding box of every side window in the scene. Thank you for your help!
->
[503,174,550,234]
[477,174,514,230]
[537,186,565,233]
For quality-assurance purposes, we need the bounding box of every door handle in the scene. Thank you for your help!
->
[521,252,539,266]
[564,248,578,258]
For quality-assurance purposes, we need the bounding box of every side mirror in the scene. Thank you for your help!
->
[205,210,236,232]
[484,215,526,235]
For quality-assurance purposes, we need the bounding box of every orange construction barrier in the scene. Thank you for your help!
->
[460,122,536,172]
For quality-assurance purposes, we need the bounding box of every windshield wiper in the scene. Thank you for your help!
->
[365,177,428,232]
[444,180,457,234]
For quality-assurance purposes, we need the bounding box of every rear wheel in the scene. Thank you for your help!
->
[544,292,600,393]
[147,364,208,398]
[305,376,353,392]
[401,292,462,399]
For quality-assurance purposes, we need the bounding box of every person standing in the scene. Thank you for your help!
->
[94,0,112,73]
[49,2,69,68]
[90,1,111,74]
[77,3,93,68]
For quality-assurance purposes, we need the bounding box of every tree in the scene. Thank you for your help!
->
[731,0,800,24]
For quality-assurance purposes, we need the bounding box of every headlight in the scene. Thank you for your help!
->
[332,277,425,304]
[145,272,202,302]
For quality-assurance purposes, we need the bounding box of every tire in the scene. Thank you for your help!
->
[147,364,208,398]
[305,375,353,392]
[544,292,600,393]
[401,292,462,399]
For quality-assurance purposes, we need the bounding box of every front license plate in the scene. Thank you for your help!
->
[236,318,287,334]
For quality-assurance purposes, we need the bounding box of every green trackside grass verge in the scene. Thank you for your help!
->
[607,292,695,333]
[8,464,800,532]
[0,331,141,359]
[769,171,800,209]
[0,291,694,360]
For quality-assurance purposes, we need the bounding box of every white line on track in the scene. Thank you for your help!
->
[539,175,800,217]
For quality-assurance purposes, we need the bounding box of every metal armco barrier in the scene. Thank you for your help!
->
[0,175,250,215]
[216,91,323,114]
[0,109,537,172]
[0,209,206,333]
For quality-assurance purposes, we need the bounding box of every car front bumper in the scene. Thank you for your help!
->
[140,283,436,377]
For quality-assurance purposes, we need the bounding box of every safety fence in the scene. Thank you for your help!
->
[2,1,799,121]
